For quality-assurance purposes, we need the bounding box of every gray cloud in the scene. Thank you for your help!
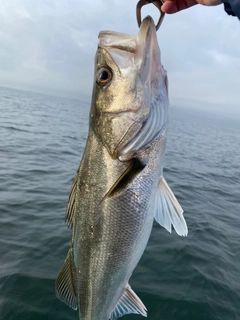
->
[0,0,239,113]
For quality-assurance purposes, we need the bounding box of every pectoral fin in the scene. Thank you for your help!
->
[55,248,77,310]
[154,177,188,236]
[102,158,145,201]
[110,284,147,320]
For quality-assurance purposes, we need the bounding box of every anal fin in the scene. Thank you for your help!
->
[55,248,77,310]
[110,284,147,320]
[155,177,188,236]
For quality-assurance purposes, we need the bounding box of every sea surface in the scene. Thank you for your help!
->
[0,86,240,320]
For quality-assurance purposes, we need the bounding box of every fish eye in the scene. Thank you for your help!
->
[96,68,112,87]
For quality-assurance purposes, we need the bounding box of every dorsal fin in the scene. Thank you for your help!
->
[55,248,77,310]
[154,177,188,236]
[65,168,79,228]
[102,158,145,202]
[110,284,147,320]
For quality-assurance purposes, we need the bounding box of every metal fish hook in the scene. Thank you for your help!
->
[136,0,165,31]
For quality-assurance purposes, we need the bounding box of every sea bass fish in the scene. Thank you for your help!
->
[56,16,188,320]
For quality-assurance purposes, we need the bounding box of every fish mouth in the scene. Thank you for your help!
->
[98,16,157,54]
[98,16,158,70]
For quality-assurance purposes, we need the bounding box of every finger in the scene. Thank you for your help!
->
[162,0,198,13]
[161,0,179,13]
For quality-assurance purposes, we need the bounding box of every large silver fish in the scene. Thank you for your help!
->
[56,16,188,320]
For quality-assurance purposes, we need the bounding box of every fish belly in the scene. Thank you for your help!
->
[74,130,163,320]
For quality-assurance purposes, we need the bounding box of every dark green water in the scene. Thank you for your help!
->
[0,86,239,320]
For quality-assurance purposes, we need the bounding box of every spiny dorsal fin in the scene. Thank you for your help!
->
[65,168,79,228]
[102,158,145,202]
[55,248,77,310]
[110,284,147,320]
[154,177,188,236]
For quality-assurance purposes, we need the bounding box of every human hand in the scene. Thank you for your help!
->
[161,0,222,14]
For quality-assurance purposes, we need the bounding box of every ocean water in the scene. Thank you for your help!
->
[0,85,239,320]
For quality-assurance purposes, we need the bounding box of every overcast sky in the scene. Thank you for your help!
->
[0,0,239,114]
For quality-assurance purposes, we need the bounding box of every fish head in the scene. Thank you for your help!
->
[90,16,169,160]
